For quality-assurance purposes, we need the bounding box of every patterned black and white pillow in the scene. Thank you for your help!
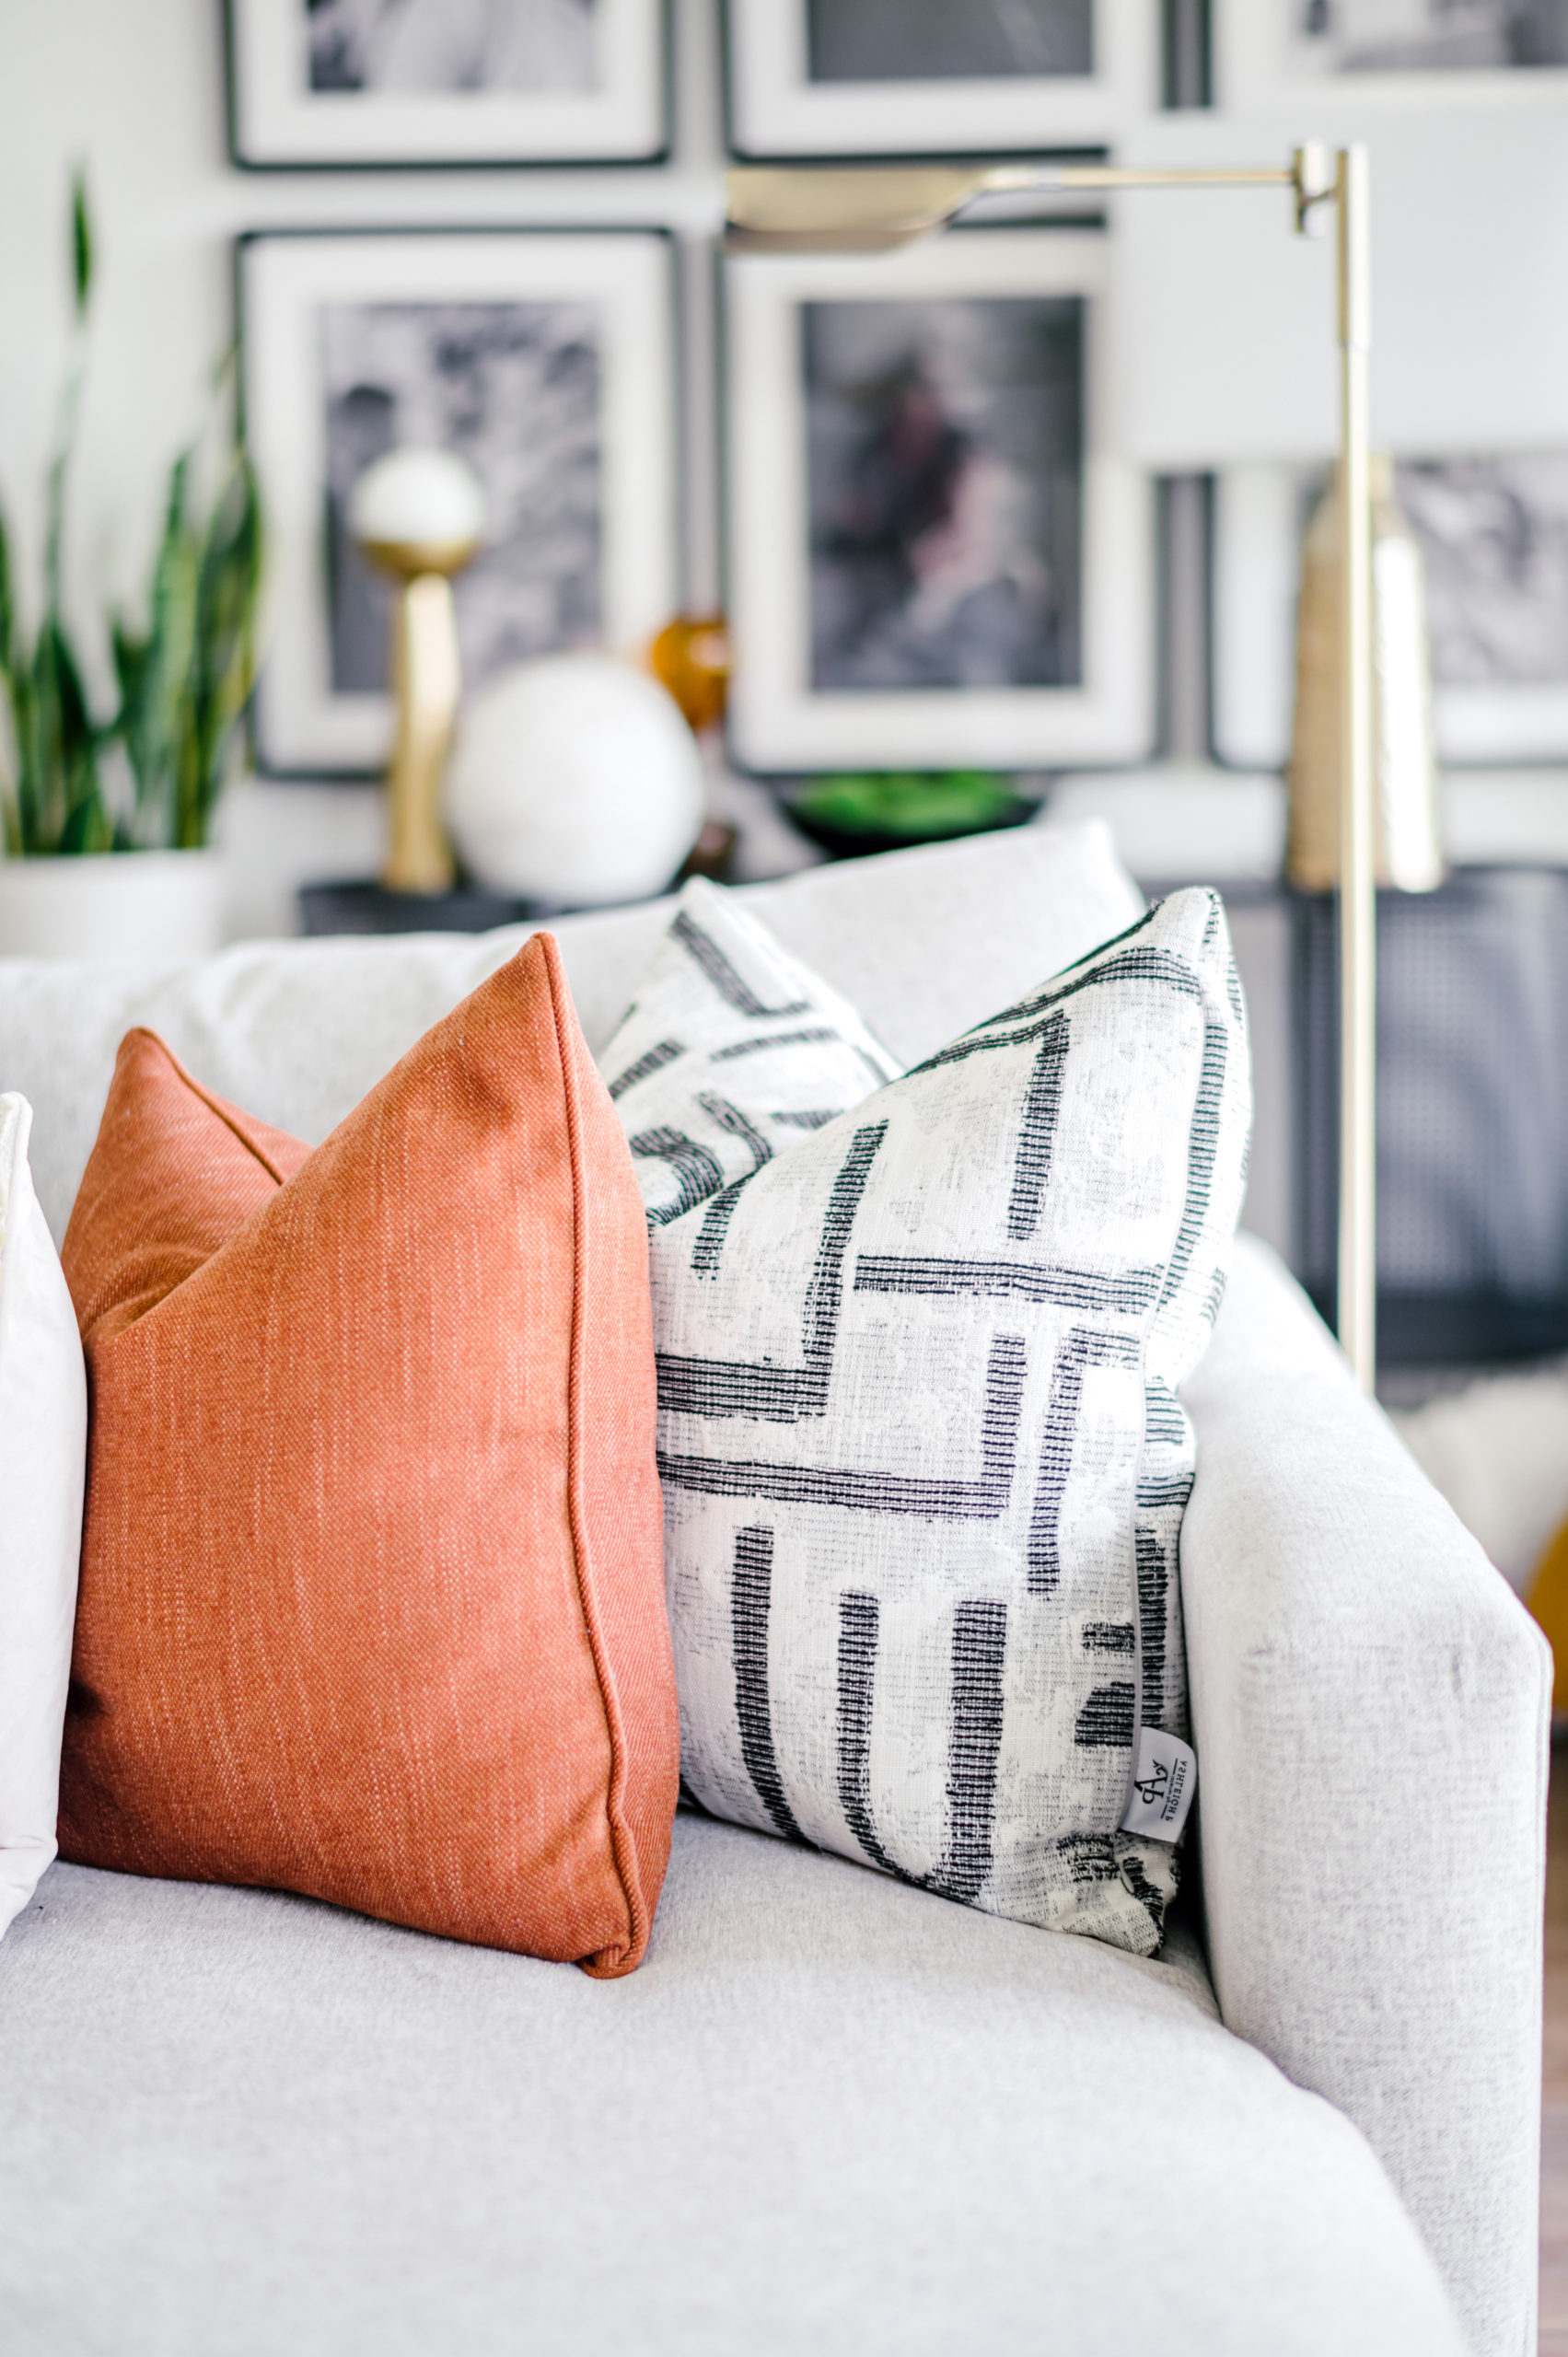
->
[648,888,1250,1956]
[597,877,902,1230]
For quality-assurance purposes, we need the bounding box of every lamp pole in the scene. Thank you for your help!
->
[726,147,1379,1390]
[1334,145,1376,1392]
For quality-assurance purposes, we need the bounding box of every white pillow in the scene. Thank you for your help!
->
[597,877,902,1227]
[0,1093,87,1937]
[650,891,1251,1955]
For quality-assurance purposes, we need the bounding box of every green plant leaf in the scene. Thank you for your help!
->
[0,504,15,680]
[31,616,111,854]
[70,168,93,320]
[181,451,262,847]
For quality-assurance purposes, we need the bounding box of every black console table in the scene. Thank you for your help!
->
[1296,866,1568,1367]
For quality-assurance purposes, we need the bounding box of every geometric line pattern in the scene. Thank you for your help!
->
[691,1095,773,1280]
[1006,1010,1069,1239]
[654,886,1250,1953]
[607,1037,685,1101]
[1027,1326,1143,1593]
[1157,1018,1228,1313]
[673,908,810,1018]
[658,1333,1027,1516]
[656,1121,886,1420]
[1074,1681,1136,1747]
[854,1254,1159,1317]
[909,939,1202,1081]
[629,1126,724,1227]
[1135,1526,1169,1726]
[836,1588,1008,1906]
[731,1526,803,1842]
[709,1026,842,1062]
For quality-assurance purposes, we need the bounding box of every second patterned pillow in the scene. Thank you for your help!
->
[596,877,901,1231]
[648,890,1251,1957]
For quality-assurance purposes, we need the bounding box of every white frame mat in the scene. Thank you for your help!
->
[725,0,1155,158]
[242,229,679,776]
[228,0,667,166]
[725,230,1154,775]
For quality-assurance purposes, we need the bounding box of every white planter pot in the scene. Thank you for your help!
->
[0,849,229,961]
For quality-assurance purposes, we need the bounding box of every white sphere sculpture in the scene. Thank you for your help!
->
[445,653,706,908]
[347,446,486,555]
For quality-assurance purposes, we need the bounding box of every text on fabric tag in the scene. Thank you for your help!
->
[1119,1728,1197,1842]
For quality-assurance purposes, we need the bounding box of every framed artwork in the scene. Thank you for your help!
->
[1213,455,1568,770]
[723,229,1154,774]
[724,0,1156,159]
[240,230,679,775]
[226,0,667,167]
[1216,1,1568,109]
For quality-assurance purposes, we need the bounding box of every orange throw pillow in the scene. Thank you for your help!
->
[58,935,675,1976]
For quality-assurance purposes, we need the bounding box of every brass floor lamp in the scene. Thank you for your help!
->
[728,149,1378,1392]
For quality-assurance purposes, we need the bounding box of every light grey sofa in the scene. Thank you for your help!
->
[0,825,1548,2357]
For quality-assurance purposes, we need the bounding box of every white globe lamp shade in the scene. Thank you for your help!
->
[347,447,486,560]
[445,653,706,908]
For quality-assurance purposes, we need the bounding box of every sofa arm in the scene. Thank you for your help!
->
[1180,1236,1549,2357]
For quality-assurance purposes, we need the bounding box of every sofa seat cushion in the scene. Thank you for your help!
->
[0,1819,1459,2356]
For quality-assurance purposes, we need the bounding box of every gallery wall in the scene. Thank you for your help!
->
[2,0,1567,940]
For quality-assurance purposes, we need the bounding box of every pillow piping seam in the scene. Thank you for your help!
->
[541,937,649,1974]
[128,1031,293,1187]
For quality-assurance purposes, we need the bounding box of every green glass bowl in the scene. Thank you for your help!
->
[783,772,1042,861]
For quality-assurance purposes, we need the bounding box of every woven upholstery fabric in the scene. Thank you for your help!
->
[0,1823,1464,2357]
[1182,1234,1550,2357]
[656,891,1250,1954]
[0,1097,87,1938]
[58,935,676,1976]
[598,877,902,1228]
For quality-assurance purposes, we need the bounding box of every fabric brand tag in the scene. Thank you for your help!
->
[1119,1728,1197,1843]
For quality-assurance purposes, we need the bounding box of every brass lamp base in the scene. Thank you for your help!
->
[357,529,480,898]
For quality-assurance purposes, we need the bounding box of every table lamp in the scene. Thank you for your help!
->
[727,150,1380,1392]
[348,446,486,897]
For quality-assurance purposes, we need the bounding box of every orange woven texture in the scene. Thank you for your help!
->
[58,935,676,1976]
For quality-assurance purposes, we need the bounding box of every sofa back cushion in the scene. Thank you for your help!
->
[0,823,1143,1244]
[59,935,676,1975]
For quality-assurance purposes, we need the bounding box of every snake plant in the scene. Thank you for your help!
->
[0,172,263,859]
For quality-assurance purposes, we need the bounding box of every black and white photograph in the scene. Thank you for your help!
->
[1400,453,1568,689]
[805,295,1084,694]
[1217,0,1568,102]
[241,231,677,773]
[321,298,604,702]
[1213,454,1568,772]
[725,231,1153,772]
[725,0,1153,157]
[227,0,665,164]
[804,0,1093,82]
[1288,0,1568,75]
[305,0,596,93]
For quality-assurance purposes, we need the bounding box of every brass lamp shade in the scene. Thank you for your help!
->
[1288,459,1444,895]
